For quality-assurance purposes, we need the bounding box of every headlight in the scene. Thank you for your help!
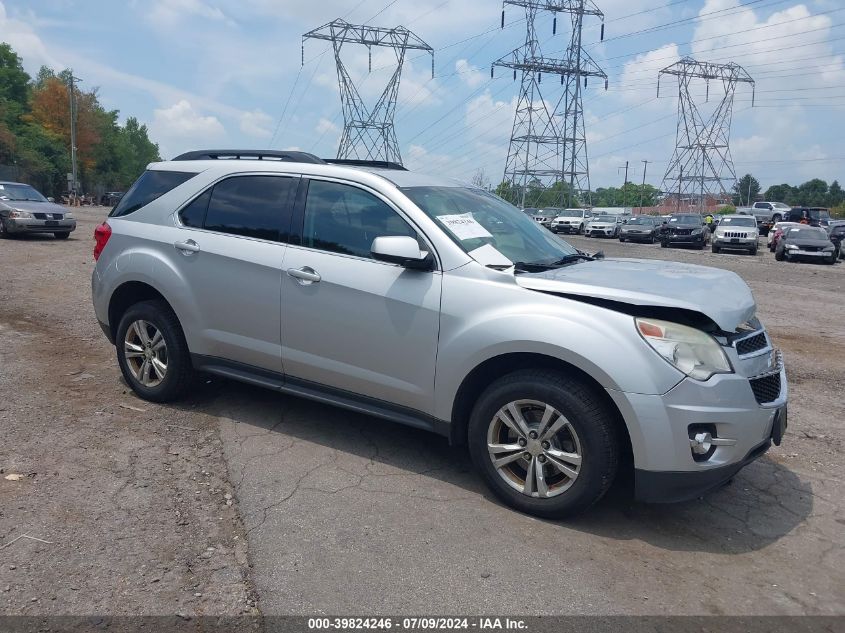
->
[636,318,733,381]
[823,245,834,251]
[64,212,74,220]
[786,244,798,250]
[8,210,33,219]
[691,228,702,235]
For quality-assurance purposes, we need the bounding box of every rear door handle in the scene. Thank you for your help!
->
[174,239,200,254]
[287,266,321,284]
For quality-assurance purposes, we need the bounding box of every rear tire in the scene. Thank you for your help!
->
[619,237,625,243]
[0,218,9,239]
[468,369,620,519]
[775,250,784,261]
[54,232,70,239]
[115,300,193,403]
[712,244,720,253]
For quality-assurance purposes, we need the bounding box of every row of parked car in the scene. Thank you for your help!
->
[522,207,844,263]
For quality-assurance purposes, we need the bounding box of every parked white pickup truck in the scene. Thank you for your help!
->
[736,201,791,235]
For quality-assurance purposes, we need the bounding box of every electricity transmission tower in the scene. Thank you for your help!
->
[492,0,606,208]
[302,19,433,165]
[658,57,755,211]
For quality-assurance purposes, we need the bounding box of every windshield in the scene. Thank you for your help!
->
[787,227,828,240]
[592,215,616,222]
[669,214,701,223]
[773,202,790,209]
[626,217,654,225]
[557,209,584,217]
[719,216,757,227]
[0,183,48,202]
[401,186,578,266]
[536,209,559,217]
[810,208,830,219]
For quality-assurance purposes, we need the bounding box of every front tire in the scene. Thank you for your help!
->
[54,232,71,239]
[712,244,720,253]
[0,218,9,239]
[468,370,620,519]
[115,300,193,403]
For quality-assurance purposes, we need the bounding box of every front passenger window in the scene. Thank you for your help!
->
[302,180,417,258]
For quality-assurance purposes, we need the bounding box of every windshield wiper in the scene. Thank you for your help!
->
[512,253,594,273]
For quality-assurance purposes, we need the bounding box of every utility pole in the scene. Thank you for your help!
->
[493,0,607,208]
[66,72,82,195]
[639,160,649,213]
[618,160,629,207]
[658,56,755,212]
[302,20,433,165]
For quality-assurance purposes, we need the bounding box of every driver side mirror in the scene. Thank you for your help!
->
[371,236,433,270]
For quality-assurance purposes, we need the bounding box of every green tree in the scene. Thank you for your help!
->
[732,174,761,206]
[763,183,796,204]
[828,180,843,207]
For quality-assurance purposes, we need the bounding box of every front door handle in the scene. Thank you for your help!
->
[287,266,321,284]
[175,239,201,254]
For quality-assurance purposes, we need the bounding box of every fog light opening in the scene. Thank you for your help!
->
[688,424,737,462]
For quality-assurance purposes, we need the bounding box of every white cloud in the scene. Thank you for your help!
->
[315,118,339,135]
[239,110,273,138]
[0,1,59,70]
[455,59,485,88]
[691,0,845,91]
[145,0,232,29]
[150,100,225,158]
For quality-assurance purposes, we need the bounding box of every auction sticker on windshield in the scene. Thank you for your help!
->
[437,213,493,240]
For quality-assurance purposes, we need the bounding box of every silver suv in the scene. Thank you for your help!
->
[91,150,789,517]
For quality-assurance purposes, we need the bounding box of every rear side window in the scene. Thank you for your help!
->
[110,170,197,217]
[179,189,211,228]
[203,175,297,242]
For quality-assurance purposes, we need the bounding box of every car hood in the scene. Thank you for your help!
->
[0,200,68,214]
[515,258,755,332]
[786,238,833,248]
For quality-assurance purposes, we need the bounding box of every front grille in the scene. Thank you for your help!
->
[736,332,768,355]
[672,229,692,235]
[801,246,820,252]
[723,231,750,238]
[749,373,781,404]
[33,213,47,220]
[52,213,63,219]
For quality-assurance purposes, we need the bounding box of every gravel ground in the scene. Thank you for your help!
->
[0,208,843,618]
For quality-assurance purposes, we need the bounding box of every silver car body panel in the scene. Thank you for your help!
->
[92,159,787,480]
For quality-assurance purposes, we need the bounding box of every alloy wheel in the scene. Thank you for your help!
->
[486,399,582,498]
[124,320,168,387]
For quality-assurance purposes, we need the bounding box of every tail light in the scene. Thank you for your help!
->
[93,222,112,260]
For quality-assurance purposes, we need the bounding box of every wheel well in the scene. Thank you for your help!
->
[449,352,632,458]
[107,282,170,342]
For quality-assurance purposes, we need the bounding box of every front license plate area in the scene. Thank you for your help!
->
[45,220,58,226]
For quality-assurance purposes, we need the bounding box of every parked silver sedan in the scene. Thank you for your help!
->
[0,181,77,239]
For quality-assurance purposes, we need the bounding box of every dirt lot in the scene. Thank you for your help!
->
[0,208,843,618]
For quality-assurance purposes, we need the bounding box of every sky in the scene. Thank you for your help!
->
[1,0,844,191]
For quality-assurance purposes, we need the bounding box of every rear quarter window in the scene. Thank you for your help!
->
[110,170,197,218]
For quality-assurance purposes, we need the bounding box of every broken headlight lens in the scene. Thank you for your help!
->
[636,318,733,381]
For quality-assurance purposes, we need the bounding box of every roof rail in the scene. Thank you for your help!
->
[172,149,326,164]
[323,158,408,171]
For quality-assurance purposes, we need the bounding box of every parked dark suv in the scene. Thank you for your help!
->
[659,214,710,249]
[784,207,831,227]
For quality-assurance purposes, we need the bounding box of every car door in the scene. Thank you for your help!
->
[172,174,298,373]
[280,177,442,414]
